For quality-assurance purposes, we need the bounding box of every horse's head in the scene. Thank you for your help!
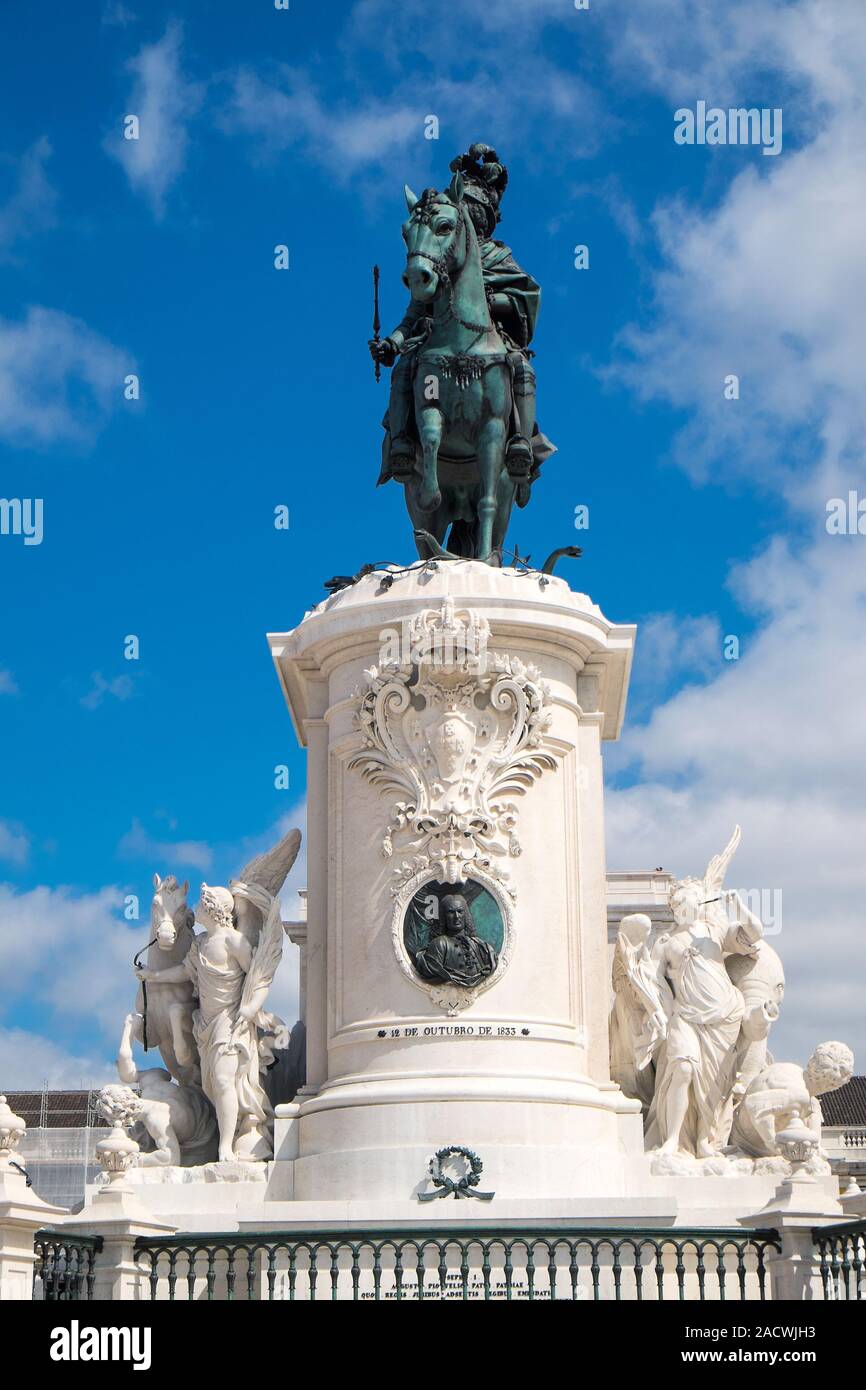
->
[402,173,468,304]
[151,872,193,951]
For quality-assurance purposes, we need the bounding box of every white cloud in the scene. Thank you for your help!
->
[0,306,129,447]
[624,611,721,719]
[594,1,866,1070]
[0,810,309,1086]
[607,124,866,508]
[0,1025,114,1090]
[223,8,605,179]
[346,0,574,57]
[601,0,866,511]
[0,137,57,261]
[0,883,139,1043]
[105,22,204,218]
[102,1,137,26]
[629,543,866,805]
[607,538,866,1066]
[0,821,29,865]
[223,67,421,176]
[80,671,135,710]
[0,670,18,695]
[609,0,865,111]
[116,818,213,874]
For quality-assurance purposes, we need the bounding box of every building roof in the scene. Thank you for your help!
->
[5,1090,107,1129]
[821,1076,866,1128]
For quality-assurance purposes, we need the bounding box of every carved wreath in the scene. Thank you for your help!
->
[419,1145,494,1202]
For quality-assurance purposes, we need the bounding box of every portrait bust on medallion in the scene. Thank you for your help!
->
[406,882,501,989]
[414,894,498,987]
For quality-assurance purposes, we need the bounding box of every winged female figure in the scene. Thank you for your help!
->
[137,883,287,1163]
[644,826,767,1160]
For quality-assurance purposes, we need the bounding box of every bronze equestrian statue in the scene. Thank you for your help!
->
[370,144,555,564]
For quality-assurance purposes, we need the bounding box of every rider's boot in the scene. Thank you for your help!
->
[511,354,538,441]
[387,357,417,482]
[390,437,416,482]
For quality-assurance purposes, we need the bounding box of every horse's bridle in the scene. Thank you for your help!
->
[406,201,491,337]
[133,935,160,1051]
[133,907,189,1052]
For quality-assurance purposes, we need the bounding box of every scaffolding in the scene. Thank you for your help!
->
[7,1087,106,1211]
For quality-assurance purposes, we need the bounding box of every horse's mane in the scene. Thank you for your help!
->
[157,875,184,893]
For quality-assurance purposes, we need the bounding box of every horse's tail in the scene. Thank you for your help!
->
[446,519,477,557]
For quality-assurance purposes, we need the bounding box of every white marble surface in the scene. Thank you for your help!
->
[267,563,639,1200]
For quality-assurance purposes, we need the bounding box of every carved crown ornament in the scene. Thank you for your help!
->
[348,598,560,899]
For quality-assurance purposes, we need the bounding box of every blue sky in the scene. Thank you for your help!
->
[1,0,865,1084]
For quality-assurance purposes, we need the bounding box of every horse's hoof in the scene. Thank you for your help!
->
[418,487,441,512]
[475,547,503,567]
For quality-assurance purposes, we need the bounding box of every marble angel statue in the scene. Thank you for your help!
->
[137,881,287,1164]
[644,826,773,1159]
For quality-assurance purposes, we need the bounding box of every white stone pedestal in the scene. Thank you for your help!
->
[740,1171,844,1300]
[0,1164,68,1300]
[268,562,640,1202]
[64,1179,178,1301]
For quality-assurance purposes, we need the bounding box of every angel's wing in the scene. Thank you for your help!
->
[230,828,301,951]
[703,824,741,899]
[238,895,284,1021]
[236,828,301,899]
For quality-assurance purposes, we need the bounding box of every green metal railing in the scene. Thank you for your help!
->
[813,1219,866,1300]
[35,1230,103,1301]
[133,1227,780,1301]
[35,1218,866,1301]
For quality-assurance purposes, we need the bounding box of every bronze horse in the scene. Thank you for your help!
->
[380,174,548,564]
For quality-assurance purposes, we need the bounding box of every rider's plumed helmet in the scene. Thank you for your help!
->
[449,143,508,239]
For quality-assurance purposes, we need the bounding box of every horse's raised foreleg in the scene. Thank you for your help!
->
[416,405,443,512]
[507,354,536,508]
[118,1011,143,1084]
[405,478,451,559]
[476,417,507,562]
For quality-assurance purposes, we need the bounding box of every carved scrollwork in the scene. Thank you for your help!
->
[349,600,559,892]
